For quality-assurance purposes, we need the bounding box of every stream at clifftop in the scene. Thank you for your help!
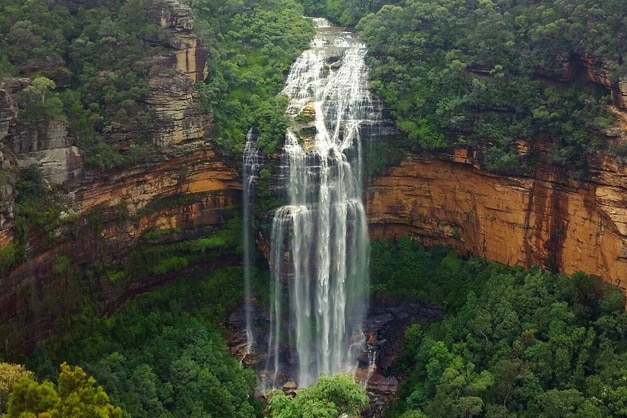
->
[235,18,442,415]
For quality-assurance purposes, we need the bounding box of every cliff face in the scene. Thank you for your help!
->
[0,83,18,249]
[0,146,241,357]
[0,0,238,359]
[0,0,212,243]
[147,0,211,147]
[149,0,208,83]
[367,55,627,295]
[367,146,627,295]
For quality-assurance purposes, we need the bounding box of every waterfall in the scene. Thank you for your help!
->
[242,128,260,358]
[267,21,373,388]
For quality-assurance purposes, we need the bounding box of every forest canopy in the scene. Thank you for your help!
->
[0,0,166,169]
[14,242,627,417]
[192,0,313,154]
[353,0,627,176]
[370,238,627,418]
[0,0,313,168]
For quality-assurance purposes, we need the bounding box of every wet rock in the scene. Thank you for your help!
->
[282,380,298,396]
[367,373,398,397]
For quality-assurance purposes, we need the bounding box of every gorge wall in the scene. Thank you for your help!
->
[367,147,627,295]
[367,59,627,296]
[1,0,627,361]
[0,0,242,359]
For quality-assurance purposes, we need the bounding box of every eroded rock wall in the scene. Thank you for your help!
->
[367,148,627,295]
[147,0,211,147]
[0,0,225,359]
[148,0,208,82]
[0,146,241,358]
[368,53,627,296]
[0,82,17,248]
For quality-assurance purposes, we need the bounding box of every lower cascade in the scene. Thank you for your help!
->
[264,18,376,389]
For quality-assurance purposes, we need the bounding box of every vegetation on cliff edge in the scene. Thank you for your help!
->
[192,0,314,155]
[303,0,626,177]
[0,0,164,169]
[359,0,625,176]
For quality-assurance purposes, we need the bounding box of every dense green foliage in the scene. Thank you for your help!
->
[23,237,627,418]
[29,267,264,417]
[0,363,34,415]
[371,238,471,309]
[267,373,368,417]
[351,0,626,176]
[299,0,403,27]
[0,0,164,169]
[371,238,627,417]
[0,244,24,278]
[7,363,122,417]
[12,165,66,251]
[1,0,313,170]
[192,0,314,155]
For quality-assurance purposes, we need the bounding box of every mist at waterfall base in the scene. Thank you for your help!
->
[243,18,378,389]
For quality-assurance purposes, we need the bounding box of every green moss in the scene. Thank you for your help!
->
[294,112,315,123]
[0,244,25,276]
[148,256,188,275]
[141,228,182,242]
[120,217,243,282]
[106,270,126,283]
[134,191,235,220]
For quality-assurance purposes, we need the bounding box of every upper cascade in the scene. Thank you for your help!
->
[266,21,375,388]
[310,17,332,28]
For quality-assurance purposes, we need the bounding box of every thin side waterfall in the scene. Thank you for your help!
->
[266,20,374,388]
[242,128,260,358]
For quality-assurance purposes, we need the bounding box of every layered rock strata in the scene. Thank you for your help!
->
[367,147,627,295]
[0,0,222,358]
[148,0,208,82]
[0,0,211,249]
[146,67,211,147]
[9,119,82,184]
[0,81,18,248]
[146,0,211,147]
[580,55,627,110]
[0,145,241,358]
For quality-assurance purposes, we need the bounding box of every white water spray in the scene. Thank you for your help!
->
[242,128,261,358]
[267,21,374,388]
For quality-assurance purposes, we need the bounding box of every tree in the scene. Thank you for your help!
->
[267,374,368,418]
[15,77,64,122]
[0,363,34,415]
[7,376,60,417]
[536,388,584,418]
[7,362,122,417]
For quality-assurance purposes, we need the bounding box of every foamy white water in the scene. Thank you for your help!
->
[267,20,374,388]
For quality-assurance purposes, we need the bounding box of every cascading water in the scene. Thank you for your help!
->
[242,128,261,358]
[266,19,375,388]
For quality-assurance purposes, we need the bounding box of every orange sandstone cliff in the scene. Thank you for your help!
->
[367,148,627,295]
